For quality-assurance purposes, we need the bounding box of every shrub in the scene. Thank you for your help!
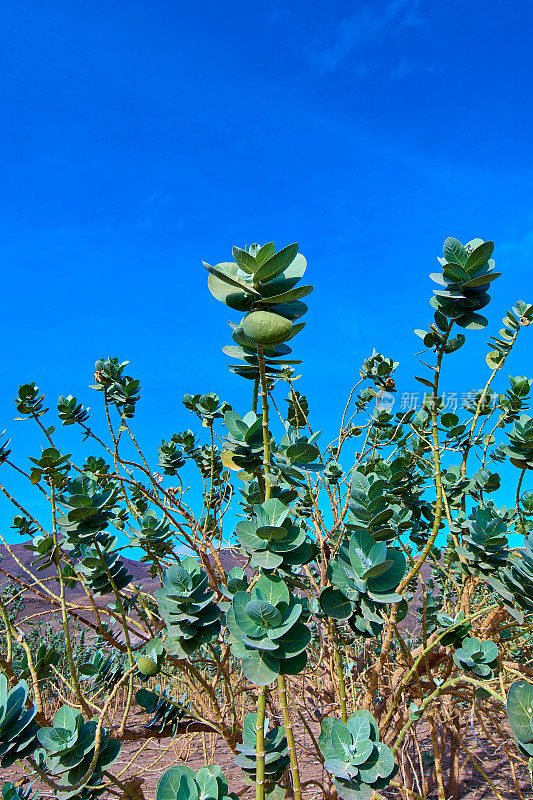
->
[0,235,532,799]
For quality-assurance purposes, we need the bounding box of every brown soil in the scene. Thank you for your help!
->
[1,714,530,800]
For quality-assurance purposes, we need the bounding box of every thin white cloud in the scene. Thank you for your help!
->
[389,56,437,82]
[314,0,424,71]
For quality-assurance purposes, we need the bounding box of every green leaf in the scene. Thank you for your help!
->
[241,651,280,686]
[331,721,352,759]
[268,300,308,321]
[366,549,405,593]
[286,442,319,464]
[253,244,299,283]
[251,550,284,570]
[444,334,466,353]
[156,766,198,800]
[257,499,290,527]
[261,286,313,305]
[507,681,533,743]
[346,715,371,747]
[280,650,308,675]
[462,272,501,289]
[255,242,276,265]
[204,263,259,295]
[443,237,467,265]
[232,247,256,274]
[441,413,459,428]
[319,717,339,759]
[52,705,80,734]
[254,573,290,609]
[320,587,353,620]
[374,743,396,778]
[351,740,374,766]
[455,312,488,330]
[465,241,494,271]
[486,350,504,370]
[232,593,264,637]
[235,521,267,552]
[444,263,470,282]
[195,767,220,800]
[246,600,282,628]
[415,376,434,389]
[274,623,311,658]
[267,602,303,639]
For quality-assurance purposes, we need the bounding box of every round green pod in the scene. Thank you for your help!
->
[137,656,159,677]
[242,310,292,345]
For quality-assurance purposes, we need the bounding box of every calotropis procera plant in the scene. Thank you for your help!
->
[1,236,533,800]
[319,711,397,800]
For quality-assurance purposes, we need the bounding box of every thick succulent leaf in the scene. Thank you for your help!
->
[366,549,405,593]
[261,285,313,305]
[279,651,308,675]
[443,237,467,265]
[346,716,371,748]
[507,681,533,743]
[255,242,276,265]
[38,727,72,752]
[240,635,279,652]
[334,778,372,800]
[350,740,374,766]
[235,520,268,552]
[255,499,290,527]
[242,712,267,744]
[251,550,284,569]
[320,587,353,620]
[350,710,379,742]
[319,718,339,759]
[465,241,494,270]
[254,573,290,610]
[241,651,280,686]
[156,766,198,800]
[362,561,393,581]
[324,759,356,780]
[267,602,302,639]
[255,525,288,541]
[207,274,252,311]
[286,442,319,464]
[232,247,256,274]
[486,350,505,370]
[52,706,80,735]
[232,593,264,637]
[196,766,222,800]
[330,722,353,760]
[246,600,282,629]
[268,301,308,321]
[455,312,488,330]
[374,743,396,778]
[269,527,306,553]
[253,244,299,283]
[96,735,121,768]
[448,266,472,283]
[204,262,259,295]
[274,623,311,658]
[462,272,501,289]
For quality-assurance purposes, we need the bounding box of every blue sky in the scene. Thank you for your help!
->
[1,0,532,540]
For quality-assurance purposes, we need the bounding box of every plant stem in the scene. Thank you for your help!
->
[51,486,91,715]
[255,686,267,800]
[257,345,271,501]
[278,673,302,800]
[330,621,348,722]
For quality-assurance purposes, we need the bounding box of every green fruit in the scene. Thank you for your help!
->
[242,311,292,345]
[137,656,159,677]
